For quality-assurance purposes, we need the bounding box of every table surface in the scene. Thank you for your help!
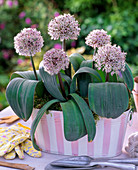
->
[0,106,138,170]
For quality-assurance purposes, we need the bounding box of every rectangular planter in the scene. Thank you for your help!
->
[31,109,130,158]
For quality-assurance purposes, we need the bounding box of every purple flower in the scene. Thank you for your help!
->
[14,28,44,56]
[71,41,76,47]
[93,44,126,75]
[2,49,13,60]
[6,0,13,7]
[17,59,23,65]
[54,43,62,49]
[13,0,18,6]
[43,48,69,75]
[54,12,60,17]
[31,24,38,28]
[48,13,81,41]
[25,18,31,25]
[0,23,5,30]
[19,11,26,19]
[85,29,111,49]
[0,0,4,6]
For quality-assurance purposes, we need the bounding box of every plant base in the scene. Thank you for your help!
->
[31,109,130,158]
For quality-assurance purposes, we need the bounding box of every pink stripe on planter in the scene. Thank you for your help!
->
[87,140,94,156]
[102,119,111,155]
[54,113,64,154]
[41,115,50,152]
[71,141,78,155]
[117,115,125,154]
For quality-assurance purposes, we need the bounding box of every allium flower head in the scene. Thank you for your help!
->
[43,48,69,75]
[93,44,126,75]
[85,29,111,49]
[14,28,44,56]
[48,13,81,41]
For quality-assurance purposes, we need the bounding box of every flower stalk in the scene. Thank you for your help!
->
[106,72,109,82]
[62,40,71,78]
[57,72,66,98]
[30,55,38,80]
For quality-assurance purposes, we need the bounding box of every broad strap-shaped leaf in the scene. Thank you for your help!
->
[69,53,85,72]
[121,63,134,91]
[31,99,60,150]
[70,67,102,93]
[39,61,65,101]
[60,100,86,141]
[60,72,71,86]
[70,93,96,142]
[88,82,129,118]
[6,78,39,120]
[78,60,93,97]
[11,70,41,81]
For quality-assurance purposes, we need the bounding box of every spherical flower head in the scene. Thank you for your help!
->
[93,44,126,75]
[14,28,44,56]
[48,13,81,41]
[43,48,69,75]
[85,29,111,49]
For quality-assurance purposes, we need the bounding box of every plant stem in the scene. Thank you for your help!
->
[58,72,66,98]
[62,39,66,51]
[30,55,38,80]
[62,39,71,78]
[106,72,109,82]
[92,48,96,69]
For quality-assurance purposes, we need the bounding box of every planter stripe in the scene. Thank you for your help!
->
[54,113,64,154]
[32,109,130,158]
[117,115,127,154]
[41,116,50,152]
[102,119,111,155]
[71,141,78,156]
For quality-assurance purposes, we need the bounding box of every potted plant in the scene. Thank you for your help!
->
[6,13,134,158]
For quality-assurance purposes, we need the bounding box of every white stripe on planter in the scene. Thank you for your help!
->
[36,119,45,151]
[60,114,72,155]
[108,118,121,156]
[47,114,58,153]
[78,136,87,155]
[94,119,104,157]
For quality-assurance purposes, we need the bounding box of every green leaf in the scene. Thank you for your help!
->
[31,99,60,150]
[88,82,129,118]
[70,93,96,142]
[121,63,134,91]
[70,67,102,93]
[78,60,93,97]
[39,62,65,101]
[96,69,106,82]
[109,73,117,82]
[60,99,86,141]
[6,78,39,120]
[60,72,71,86]
[11,70,41,81]
[69,53,85,72]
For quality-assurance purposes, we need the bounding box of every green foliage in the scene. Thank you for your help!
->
[63,0,138,65]
[88,82,129,118]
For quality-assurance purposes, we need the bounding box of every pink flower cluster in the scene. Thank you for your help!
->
[6,0,18,8]
[93,44,126,75]
[43,48,69,75]
[14,28,44,56]
[48,13,81,41]
[85,29,111,49]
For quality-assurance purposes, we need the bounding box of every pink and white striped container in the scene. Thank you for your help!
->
[32,109,130,158]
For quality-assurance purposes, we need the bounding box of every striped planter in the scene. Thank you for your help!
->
[32,109,130,158]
